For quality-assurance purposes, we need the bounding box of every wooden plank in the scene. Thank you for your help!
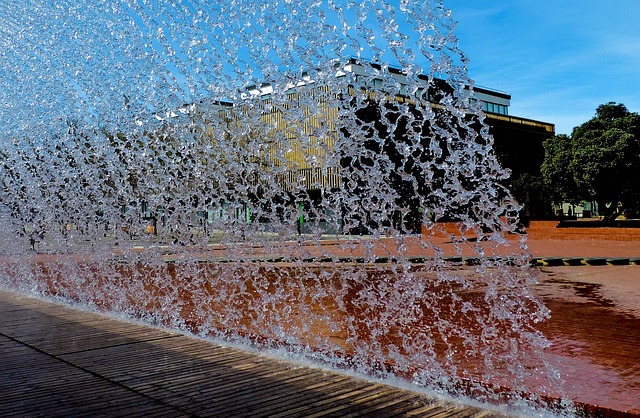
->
[0,366,180,417]
[247,374,356,413]
[193,369,340,413]
[0,290,497,417]
[159,368,323,413]
[165,364,314,401]
[261,380,387,418]
[288,385,392,418]
[66,343,270,386]
[0,311,178,357]
[325,389,419,417]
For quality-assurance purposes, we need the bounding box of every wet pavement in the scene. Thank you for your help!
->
[1,225,639,415]
[533,266,640,415]
[0,290,500,418]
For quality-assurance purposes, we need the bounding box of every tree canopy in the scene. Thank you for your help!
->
[541,102,640,219]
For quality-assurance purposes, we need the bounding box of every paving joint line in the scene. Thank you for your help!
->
[55,333,183,356]
[0,328,198,417]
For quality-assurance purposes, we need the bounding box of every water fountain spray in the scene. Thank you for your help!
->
[0,0,562,412]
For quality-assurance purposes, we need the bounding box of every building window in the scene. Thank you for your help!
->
[482,102,508,115]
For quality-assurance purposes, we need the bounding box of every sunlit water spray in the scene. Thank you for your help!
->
[0,0,568,413]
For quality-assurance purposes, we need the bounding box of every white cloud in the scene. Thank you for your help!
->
[445,1,640,135]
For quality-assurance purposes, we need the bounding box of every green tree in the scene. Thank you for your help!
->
[541,134,579,205]
[541,102,640,220]
[508,172,553,219]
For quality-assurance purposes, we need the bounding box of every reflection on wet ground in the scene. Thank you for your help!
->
[534,273,640,414]
[2,254,639,415]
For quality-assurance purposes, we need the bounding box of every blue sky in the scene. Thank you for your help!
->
[3,0,638,137]
[444,0,640,135]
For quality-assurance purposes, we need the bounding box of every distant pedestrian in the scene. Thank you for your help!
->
[29,233,36,251]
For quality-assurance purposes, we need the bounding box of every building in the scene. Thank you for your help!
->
[176,59,555,233]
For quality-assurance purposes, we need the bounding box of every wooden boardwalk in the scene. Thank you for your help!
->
[0,291,502,418]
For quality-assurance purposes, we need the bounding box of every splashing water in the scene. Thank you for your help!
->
[0,0,565,413]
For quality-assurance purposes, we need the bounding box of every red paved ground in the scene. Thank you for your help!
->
[489,221,640,414]
[533,266,640,415]
[3,221,639,415]
[155,223,640,414]
[420,220,640,258]
[439,221,640,414]
[523,220,640,259]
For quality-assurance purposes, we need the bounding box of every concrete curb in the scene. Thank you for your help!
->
[149,255,640,267]
[531,257,640,267]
